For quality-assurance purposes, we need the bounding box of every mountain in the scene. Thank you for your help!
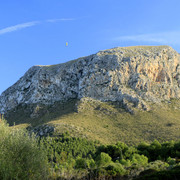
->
[1,45,180,113]
[0,45,180,144]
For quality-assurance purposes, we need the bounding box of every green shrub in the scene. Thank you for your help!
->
[96,152,112,167]
[75,158,88,169]
[105,162,125,176]
[86,158,96,169]
[0,120,49,180]
[146,160,169,171]
[167,157,176,165]
[120,159,132,167]
[136,166,180,180]
[130,154,148,167]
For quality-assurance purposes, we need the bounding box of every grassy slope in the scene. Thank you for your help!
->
[50,100,180,145]
[6,98,180,145]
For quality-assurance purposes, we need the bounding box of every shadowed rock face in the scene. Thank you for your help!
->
[0,45,180,113]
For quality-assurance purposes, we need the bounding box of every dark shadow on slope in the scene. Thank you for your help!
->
[4,98,129,127]
[4,99,79,127]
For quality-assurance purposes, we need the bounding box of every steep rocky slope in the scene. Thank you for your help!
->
[0,45,180,114]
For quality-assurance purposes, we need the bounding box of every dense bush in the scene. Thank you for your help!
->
[0,120,49,180]
[137,165,180,180]
[42,134,180,179]
[137,139,180,161]
[96,152,112,167]
[42,133,98,162]
[105,162,125,176]
[145,160,169,171]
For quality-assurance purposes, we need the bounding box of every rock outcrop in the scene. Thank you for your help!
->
[0,45,180,114]
[27,124,55,137]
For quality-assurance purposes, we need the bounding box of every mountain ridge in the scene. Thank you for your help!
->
[0,45,180,115]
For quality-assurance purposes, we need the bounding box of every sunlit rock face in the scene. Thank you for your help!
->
[0,45,180,113]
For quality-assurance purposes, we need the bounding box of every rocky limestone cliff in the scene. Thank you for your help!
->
[1,45,180,114]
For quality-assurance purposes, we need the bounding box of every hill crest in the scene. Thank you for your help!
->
[0,45,180,114]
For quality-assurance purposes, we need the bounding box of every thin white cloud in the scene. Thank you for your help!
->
[0,18,75,36]
[46,18,75,23]
[114,31,180,45]
[0,21,40,35]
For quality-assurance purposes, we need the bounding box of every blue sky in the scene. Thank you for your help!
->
[0,0,180,94]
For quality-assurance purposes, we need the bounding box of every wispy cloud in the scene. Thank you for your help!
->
[0,18,75,35]
[46,18,75,23]
[114,31,180,45]
[0,21,40,35]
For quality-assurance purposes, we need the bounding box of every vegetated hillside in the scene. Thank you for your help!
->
[6,97,180,145]
[1,45,180,144]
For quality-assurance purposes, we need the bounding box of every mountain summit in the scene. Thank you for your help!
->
[0,45,180,114]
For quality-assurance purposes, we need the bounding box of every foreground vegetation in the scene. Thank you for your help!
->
[0,119,180,180]
[0,120,48,180]
[43,134,180,179]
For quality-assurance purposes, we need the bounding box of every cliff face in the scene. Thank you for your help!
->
[0,45,180,113]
